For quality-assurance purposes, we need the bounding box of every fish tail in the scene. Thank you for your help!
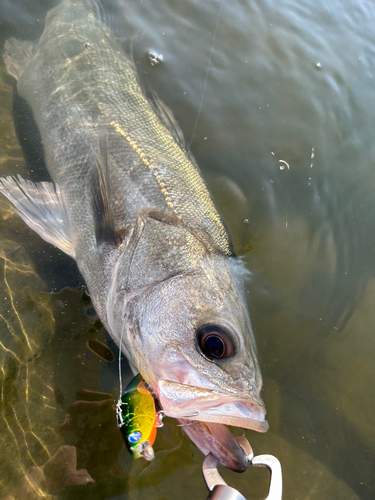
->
[3,38,36,80]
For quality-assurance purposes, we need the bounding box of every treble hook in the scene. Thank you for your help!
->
[202,436,282,500]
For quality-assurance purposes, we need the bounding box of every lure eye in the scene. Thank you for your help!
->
[197,324,235,360]
[128,431,142,443]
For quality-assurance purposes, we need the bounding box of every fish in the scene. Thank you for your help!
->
[116,374,161,461]
[0,0,268,471]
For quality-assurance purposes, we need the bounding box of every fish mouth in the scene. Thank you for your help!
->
[156,379,269,433]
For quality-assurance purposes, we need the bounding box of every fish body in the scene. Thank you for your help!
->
[0,0,268,469]
[117,374,158,460]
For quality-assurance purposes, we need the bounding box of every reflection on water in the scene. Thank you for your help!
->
[0,0,375,498]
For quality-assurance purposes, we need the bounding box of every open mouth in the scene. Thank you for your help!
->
[156,379,269,433]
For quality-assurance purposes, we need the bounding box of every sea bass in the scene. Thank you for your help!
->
[0,0,268,470]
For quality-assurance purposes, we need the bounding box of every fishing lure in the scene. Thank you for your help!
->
[116,374,163,460]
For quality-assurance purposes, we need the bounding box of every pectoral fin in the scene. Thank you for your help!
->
[0,175,74,257]
[91,128,121,246]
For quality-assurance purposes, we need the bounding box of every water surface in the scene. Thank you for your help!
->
[0,0,374,498]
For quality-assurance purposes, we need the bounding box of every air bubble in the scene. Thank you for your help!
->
[148,50,163,66]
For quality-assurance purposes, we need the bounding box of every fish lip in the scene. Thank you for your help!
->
[156,379,269,433]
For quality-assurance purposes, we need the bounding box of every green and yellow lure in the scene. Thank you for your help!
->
[116,374,162,460]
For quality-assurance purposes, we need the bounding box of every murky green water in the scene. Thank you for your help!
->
[0,0,374,498]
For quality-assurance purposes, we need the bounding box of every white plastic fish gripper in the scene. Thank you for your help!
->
[202,436,282,500]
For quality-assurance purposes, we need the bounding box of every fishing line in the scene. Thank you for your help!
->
[188,0,224,155]
[118,319,126,397]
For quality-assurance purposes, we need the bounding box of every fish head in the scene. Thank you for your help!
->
[118,253,268,434]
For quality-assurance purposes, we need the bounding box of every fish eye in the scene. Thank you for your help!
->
[197,324,235,361]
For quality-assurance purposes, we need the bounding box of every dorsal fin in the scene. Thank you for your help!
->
[91,128,120,246]
[147,89,188,152]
